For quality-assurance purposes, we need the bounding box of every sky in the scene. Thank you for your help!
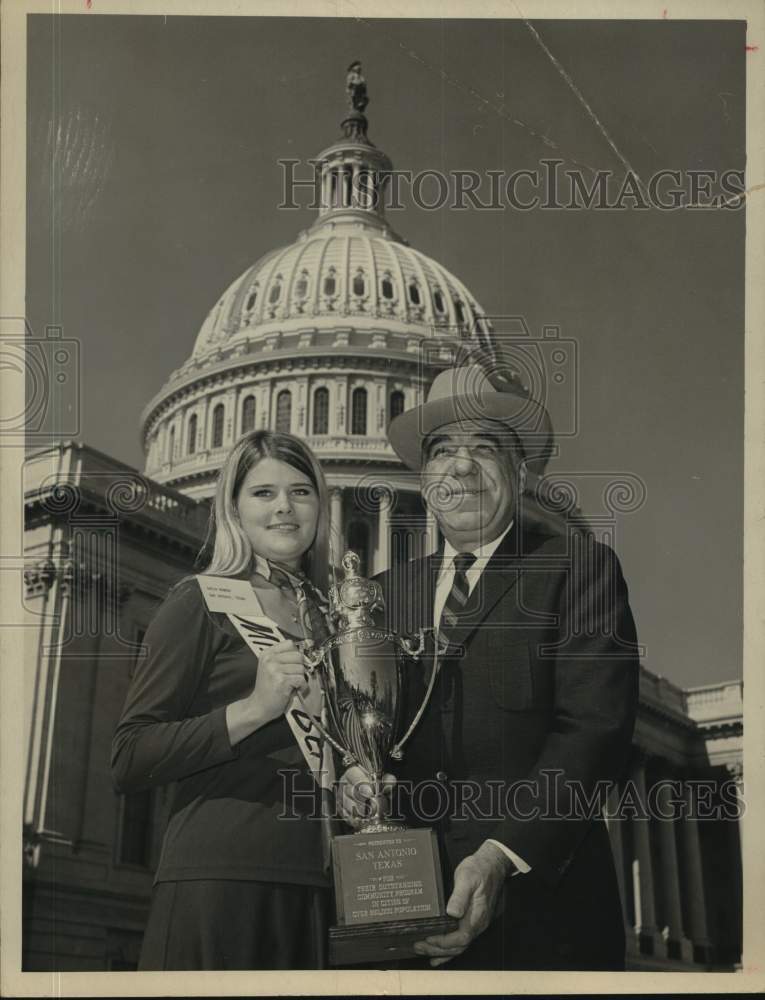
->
[26,14,745,688]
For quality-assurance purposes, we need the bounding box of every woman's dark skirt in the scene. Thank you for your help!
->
[138,880,331,970]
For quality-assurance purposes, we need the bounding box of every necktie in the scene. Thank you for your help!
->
[438,552,476,783]
[438,551,477,650]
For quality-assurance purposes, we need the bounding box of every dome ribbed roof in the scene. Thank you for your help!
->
[191,222,489,362]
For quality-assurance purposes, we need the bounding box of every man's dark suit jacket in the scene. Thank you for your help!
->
[375,516,640,970]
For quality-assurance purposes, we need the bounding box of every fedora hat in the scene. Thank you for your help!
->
[388,364,554,471]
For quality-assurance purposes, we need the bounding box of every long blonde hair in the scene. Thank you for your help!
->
[200,430,330,592]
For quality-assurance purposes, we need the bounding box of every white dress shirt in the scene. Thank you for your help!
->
[434,522,531,876]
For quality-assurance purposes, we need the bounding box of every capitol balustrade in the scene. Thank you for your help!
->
[685,681,743,724]
[150,435,400,480]
[303,434,399,457]
[25,442,210,539]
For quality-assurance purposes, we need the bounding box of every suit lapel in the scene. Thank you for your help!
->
[389,549,439,636]
[442,520,530,654]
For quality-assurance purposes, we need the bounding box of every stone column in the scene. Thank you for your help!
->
[631,756,658,953]
[199,395,209,454]
[322,168,330,211]
[655,781,693,961]
[351,162,360,208]
[681,783,711,961]
[726,761,744,855]
[296,377,308,436]
[605,787,630,932]
[335,376,348,434]
[329,488,344,566]
[225,388,237,445]
[425,511,440,558]
[156,424,167,468]
[375,499,391,575]
[23,529,71,867]
[259,381,272,430]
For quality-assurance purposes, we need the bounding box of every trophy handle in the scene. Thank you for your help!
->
[398,629,426,660]
[301,644,325,674]
[390,629,439,761]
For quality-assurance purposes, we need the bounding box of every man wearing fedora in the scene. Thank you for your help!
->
[340,362,640,970]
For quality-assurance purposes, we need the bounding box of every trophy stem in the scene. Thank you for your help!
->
[391,637,440,760]
[358,782,401,834]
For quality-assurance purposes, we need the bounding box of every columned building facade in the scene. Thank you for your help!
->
[21,442,743,972]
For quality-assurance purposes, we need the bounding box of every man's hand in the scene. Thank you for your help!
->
[413,841,514,967]
[336,764,395,829]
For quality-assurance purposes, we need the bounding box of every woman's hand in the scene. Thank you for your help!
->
[226,640,308,745]
[337,764,396,829]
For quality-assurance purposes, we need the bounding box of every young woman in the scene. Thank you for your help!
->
[112,430,333,970]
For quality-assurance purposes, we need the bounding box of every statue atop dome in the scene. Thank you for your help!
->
[346,61,369,114]
[341,61,371,143]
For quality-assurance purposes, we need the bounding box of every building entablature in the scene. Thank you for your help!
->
[140,338,448,440]
[24,443,209,557]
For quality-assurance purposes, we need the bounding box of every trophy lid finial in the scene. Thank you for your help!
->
[341,550,361,577]
[331,549,383,630]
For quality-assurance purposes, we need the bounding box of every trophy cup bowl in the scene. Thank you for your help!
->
[301,551,458,966]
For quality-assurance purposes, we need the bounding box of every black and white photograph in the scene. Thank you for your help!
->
[1,1,763,995]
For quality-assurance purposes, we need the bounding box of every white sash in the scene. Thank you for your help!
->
[197,575,335,790]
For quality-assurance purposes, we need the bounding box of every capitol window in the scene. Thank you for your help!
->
[241,395,256,433]
[454,298,466,327]
[353,271,366,297]
[276,390,292,432]
[408,282,421,306]
[351,387,367,435]
[324,272,337,297]
[389,390,405,426]
[295,272,309,300]
[381,276,394,300]
[187,414,197,455]
[433,288,445,314]
[212,404,225,449]
[245,288,258,311]
[312,387,329,435]
[268,279,282,305]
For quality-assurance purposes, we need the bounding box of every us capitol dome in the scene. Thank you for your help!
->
[140,64,495,571]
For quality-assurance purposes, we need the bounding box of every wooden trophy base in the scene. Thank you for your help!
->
[329,914,458,966]
[329,826,456,967]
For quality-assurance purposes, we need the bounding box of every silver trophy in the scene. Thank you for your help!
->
[298,550,456,964]
[301,549,432,829]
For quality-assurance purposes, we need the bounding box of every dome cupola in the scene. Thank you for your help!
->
[310,60,397,237]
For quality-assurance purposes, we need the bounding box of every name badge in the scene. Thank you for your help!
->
[197,574,263,615]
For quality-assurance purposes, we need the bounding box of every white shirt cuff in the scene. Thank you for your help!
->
[486,839,531,875]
